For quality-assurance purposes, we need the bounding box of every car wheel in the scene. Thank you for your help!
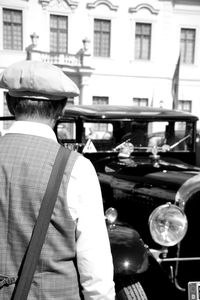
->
[116,281,147,300]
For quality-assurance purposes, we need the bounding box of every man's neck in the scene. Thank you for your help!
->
[16,116,55,128]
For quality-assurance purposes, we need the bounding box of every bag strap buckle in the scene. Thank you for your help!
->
[0,274,17,288]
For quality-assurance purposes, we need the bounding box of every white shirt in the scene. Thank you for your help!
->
[6,121,115,300]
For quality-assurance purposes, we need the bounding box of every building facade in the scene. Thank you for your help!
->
[0,0,200,128]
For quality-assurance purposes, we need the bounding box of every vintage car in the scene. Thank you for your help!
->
[54,104,200,300]
[1,105,200,300]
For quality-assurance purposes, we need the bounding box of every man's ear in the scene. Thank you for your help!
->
[6,93,15,116]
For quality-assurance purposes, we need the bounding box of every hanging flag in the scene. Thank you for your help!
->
[171,53,181,110]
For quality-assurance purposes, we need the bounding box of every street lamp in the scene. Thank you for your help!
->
[30,32,39,47]
[78,37,90,65]
[26,32,39,60]
[82,37,90,52]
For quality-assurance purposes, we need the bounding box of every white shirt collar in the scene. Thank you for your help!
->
[6,121,57,142]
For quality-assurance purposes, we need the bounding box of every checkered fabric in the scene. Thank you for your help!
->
[0,134,81,300]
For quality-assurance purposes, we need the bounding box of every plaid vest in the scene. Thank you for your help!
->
[0,133,82,300]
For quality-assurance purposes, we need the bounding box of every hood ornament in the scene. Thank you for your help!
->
[149,146,160,159]
[117,141,134,158]
[149,146,160,168]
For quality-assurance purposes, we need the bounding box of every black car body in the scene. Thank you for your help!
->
[1,105,200,299]
[55,105,200,300]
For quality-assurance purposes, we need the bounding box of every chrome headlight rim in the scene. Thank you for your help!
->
[149,202,188,247]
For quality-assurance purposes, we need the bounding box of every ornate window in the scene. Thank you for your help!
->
[178,100,192,112]
[181,28,195,64]
[50,14,68,53]
[3,8,22,50]
[135,23,151,60]
[133,98,148,107]
[92,96,109,131]
[93,96,109,105]
[94,19,111,57]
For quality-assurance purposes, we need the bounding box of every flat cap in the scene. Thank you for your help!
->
[0,60,79,100]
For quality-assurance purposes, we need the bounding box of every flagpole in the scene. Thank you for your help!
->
[150,89,154,107]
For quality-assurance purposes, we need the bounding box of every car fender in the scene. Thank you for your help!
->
[176,172,200,208]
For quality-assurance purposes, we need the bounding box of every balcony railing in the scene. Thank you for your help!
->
[28,49,91,68]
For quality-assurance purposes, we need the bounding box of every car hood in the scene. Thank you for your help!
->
[97,154,200,202]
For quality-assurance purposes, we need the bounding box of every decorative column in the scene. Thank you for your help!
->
[79,75,91,105]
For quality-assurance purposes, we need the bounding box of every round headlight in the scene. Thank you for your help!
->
[149,203,188,247]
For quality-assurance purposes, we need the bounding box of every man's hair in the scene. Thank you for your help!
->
[6,93,67,120]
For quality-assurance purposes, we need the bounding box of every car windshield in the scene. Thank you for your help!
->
[57,119,195,153]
